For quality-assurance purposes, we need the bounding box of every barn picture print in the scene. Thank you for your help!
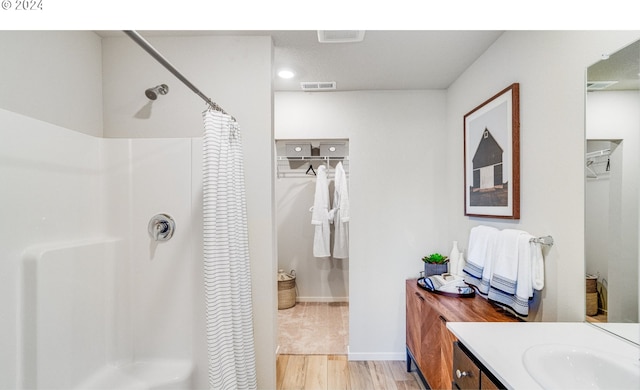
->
[464,83,520,219]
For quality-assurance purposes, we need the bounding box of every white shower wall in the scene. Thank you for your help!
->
[0,108,208,389]
[104,138,203,362]
[0,109,104,389]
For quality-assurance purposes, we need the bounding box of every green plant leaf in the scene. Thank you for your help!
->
[422,252,448,264]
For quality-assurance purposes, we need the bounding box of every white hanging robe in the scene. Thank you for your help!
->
[330,161,349,258]
[311,165,331,257]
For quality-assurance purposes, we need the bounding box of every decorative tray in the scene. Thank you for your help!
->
[417,277,476,298]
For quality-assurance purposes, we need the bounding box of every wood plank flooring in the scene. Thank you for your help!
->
[276,354,424,390]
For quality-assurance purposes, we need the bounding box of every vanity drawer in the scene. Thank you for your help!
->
[480,372,500,390]
[453,342,480,389]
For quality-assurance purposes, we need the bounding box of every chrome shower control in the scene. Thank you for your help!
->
[148,213,175,241]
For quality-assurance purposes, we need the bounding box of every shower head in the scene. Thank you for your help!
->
[145,84,169,100]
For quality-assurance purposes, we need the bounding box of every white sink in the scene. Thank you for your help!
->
[522,343,640,389]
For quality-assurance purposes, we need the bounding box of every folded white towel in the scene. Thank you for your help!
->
[513,233,535,315]
[489,229,526,295]
[463,225,499,294]
[531,240,544,290]
[488,232,544,316]
[462,225,547,315]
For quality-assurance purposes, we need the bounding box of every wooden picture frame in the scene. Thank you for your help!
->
[464,83,520,219]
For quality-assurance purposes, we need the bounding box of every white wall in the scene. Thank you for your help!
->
[586,91,639,322]
[446,31,640,322]
[0,31,104,136]
[101,34,271,139]
[276,90,448,359]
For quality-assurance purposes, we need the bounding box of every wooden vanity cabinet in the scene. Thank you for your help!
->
[480,373,501,390]
[405,279,518,390]
[452,342,503,390]
[452,341,480,389]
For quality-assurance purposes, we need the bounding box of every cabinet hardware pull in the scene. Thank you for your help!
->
[456,369,470,379]
[414,292,425,301]
[439,315,448,323]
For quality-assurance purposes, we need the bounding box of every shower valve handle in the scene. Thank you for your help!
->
[148,213,175,241]
[155,221,168,234]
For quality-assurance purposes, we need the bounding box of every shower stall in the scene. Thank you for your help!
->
[1,30,276,390]
[2,31,210,389]
[3,114,206,388]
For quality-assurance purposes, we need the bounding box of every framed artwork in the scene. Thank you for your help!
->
[464,83,520,219]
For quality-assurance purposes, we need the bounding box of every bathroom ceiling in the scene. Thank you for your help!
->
[98,30,504,91]
[587,39,640,91]
[98,30,639,92]
[267,30,504,91]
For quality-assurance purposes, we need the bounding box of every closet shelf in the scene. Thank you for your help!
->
[586,148,610,160]
[276,156,349,179]
[277,156,348,161]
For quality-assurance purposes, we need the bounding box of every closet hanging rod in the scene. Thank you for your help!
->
[586,148,611,159]
[277,156,348,160]
[123,30,234,120]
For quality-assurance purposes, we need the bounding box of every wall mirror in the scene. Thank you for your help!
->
[585,38,639,343]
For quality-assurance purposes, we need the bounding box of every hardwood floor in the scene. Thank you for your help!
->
[276,354,424,390]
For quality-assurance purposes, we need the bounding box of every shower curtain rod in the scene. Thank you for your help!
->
[123,30,235,120]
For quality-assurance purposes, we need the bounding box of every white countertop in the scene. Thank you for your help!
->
[591,322,640,345]
[446,322,640,389]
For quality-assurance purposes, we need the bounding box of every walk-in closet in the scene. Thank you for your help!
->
[275,139,350,355]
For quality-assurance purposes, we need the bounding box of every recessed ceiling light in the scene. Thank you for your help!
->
[278,69,295,79]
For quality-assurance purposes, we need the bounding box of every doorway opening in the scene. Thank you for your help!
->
[275,139,350,355]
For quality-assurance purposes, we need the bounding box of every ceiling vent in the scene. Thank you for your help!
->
[300,81,337,91]
[587,81,618,91]
[317,30,365,43]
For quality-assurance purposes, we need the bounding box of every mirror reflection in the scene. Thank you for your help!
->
[585,39,639,327]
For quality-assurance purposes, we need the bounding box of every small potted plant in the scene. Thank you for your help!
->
[422,252,449,277]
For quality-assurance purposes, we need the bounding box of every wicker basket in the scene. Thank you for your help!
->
[586,292,598,316]
[278,270,296,310]
[586,276,597,293]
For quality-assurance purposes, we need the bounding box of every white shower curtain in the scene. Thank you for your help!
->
[203,109,257,390]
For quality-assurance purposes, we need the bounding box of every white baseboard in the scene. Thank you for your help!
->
[347,346,406,361]
[296,296,349,303]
